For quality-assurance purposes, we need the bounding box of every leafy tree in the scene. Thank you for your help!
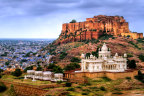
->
[135,70,144,83]
[98,33,115,40]
[5,61,10,66]
[47,63,57,69]
[47,63,63,73]
[100,86,106,91]
[37,61,42,64]
[52,66,63,73]
[24,66,33,73]
[36,65,43,71]
[127,59,136,69]
[11,69,22,77]
[70,19,76,23]
[70,57,81,63]
[85,53,90,58]
[0,81,7,92]
[138,70,143,76]
[127,35,130,38]
[91,48,99,57]
[138,54,144,62]
[59,52,67,60]
[0,69,3,73]
[64,62,80,71]
[65,82,72,87]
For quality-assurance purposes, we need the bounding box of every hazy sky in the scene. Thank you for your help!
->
[0,0,144,38]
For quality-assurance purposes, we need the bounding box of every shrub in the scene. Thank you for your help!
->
[138,54,144,62]
[11,69,22,77]
[127,53,133,57]
[59,52,67,60]
[98,33,115,40]
[135,70,144,83]
[112,92,123,95]
[114,88,121,91]
[0,81,7,92]
[100,86,106,91]
[8,84,16,96]
[82,93,88,95]
[89,87,98,89]
[70,19,76,23]
[125,77,131,81]
[70,57,81,63]
[91,39,99,44]
[102,77,111,81]
[128,41,140,49]
[57,80,63,84]
[65,82,72,87]
[76,86,82,88]
[66,87,75,91]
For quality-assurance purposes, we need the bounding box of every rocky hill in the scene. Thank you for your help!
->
[44,35,144,68]
[56,15,143,44]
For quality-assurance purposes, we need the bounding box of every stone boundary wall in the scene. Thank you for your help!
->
[65,70,138,83]
[0,80,64,96]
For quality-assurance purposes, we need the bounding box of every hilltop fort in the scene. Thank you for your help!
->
[56,15,143,44]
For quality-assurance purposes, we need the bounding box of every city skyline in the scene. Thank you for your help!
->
[0,0,144,38]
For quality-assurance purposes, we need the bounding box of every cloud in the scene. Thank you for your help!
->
[0,0,144,38]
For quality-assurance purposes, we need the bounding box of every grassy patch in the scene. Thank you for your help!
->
[1,75,51,85]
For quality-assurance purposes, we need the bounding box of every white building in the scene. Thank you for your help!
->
[81,43,127,72]
[25,70,63,82]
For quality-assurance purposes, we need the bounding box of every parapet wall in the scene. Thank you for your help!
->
[64,70,138,83]
[121,33,143,39]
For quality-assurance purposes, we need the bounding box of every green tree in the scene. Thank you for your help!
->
[47,63,63,73]
[59,52,67,60]
[85,53,90,58]
[11,69,22,77]
[47,63,57,69]
[36,65,43,71]
[5,61,10,66]
[138,54,144,62]
[64,62,80,71]
[53,66,63,73]
[24,66,33,73]
[70,19,76,23]
[0,81,7,92]
[92,48,99,57]
[127,59,136,69]
[0,69,3,73]
[127,35,130,38]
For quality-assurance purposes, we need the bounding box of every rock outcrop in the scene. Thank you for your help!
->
[56,15,143,44]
